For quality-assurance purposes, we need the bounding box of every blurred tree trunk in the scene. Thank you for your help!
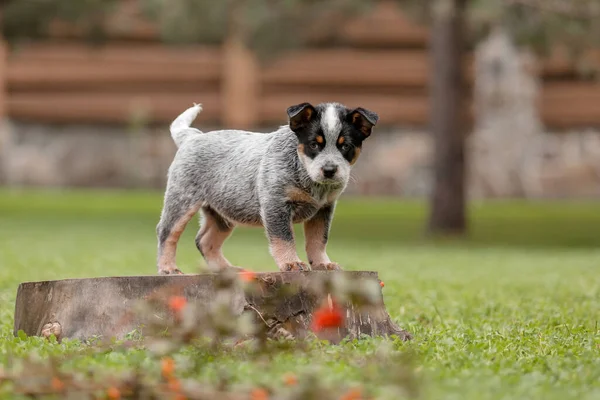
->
[0,12,7,185]
[0,9,5,119]
[427,0,467,236]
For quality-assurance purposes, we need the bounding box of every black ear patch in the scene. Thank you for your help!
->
[287,103,316,132]
[348,107,379,137]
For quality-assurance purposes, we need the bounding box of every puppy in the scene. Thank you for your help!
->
[156,102,378,274]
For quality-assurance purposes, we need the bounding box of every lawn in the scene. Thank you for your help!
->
[1,189,600,399]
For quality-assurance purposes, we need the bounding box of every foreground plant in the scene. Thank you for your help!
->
[3,270,415,399]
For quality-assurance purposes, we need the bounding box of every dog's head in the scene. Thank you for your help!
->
[287,102,378,187]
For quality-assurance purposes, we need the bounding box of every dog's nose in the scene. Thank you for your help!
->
[322,165,338,179]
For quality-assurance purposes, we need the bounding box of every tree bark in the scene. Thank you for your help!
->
[427,0,467,235]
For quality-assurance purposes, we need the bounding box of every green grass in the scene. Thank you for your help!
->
[1,189,600,399]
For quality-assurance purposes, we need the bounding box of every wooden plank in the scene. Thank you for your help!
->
[7,44,221,91]
[261,93,429,125]
[7,92,220,124]
[8,44,480,94]
[541,82,600,128]
[8,61,220,91]
[262,49,431,88]
[542,82,600,101]
[261,84,600,128]
[542,105,600,128]
[262,49,475,89]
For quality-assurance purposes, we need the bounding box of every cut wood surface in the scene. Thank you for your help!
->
[14,271,411,343]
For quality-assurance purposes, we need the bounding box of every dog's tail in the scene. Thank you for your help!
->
[170,103,203,148]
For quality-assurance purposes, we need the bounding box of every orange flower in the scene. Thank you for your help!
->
[240,269,257,282]
[379,281,385,288]
[311,301,344,332]
[51,377,64,392]
[161,357,175,379]
[107,387,121,400]
[340,387,363,400]
[283,372,297,386]
[168,296,187,313]
[168,378,181,393]
[251,388,269,400]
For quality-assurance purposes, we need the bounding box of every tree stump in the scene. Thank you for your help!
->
[14,271,411,343]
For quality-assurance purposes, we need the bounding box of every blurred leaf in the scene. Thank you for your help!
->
[2,0,120,43]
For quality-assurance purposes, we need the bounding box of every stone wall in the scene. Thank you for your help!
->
[0,121,175,189]
[1,119,599,198]
[0,120,433,195]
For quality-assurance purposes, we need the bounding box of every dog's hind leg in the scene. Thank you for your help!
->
[156,193,202,275]
[195,205,235,271]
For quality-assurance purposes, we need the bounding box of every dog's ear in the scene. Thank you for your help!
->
[347,107,379,138]
[287,103,316,132]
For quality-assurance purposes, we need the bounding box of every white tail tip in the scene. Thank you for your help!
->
[170,102,204,147]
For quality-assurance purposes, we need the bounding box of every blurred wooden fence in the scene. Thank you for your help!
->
[1,1,599,129]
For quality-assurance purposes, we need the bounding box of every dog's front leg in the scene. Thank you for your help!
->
[304,204,341,271]
[262,202,310,272]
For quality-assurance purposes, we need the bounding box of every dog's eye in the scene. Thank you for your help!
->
[340,143,351,152]
[309,142,319,150]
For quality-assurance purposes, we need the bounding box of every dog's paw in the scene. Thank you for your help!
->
[158,268,184,275]
[281,261,311,272]
[312,262,342,271]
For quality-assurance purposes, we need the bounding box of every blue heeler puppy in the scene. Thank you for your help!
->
[156,102,378,274]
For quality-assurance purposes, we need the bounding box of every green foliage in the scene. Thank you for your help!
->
[2,0,120,43]
[468,0,600,56]
[3,0,597,65]
[2,0,371,59]
[1,190,600,399]
[241,0,371,60]
[138,0,371,60]
[397,0,599,71]
[139,0,229,45]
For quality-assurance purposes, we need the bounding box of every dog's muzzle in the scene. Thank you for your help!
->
[322,165,338,179]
